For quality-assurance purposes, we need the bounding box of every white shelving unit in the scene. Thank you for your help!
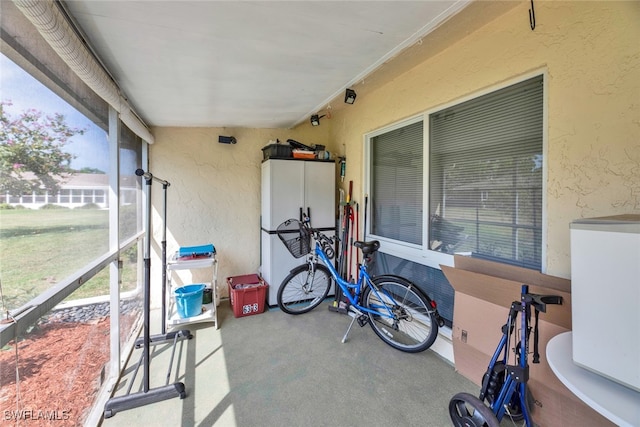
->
[166,253,219,329]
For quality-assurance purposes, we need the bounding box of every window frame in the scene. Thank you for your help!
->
[364,71,548,273]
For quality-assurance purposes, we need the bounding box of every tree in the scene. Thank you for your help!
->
[0,101,84,196]
[77,167,105,174]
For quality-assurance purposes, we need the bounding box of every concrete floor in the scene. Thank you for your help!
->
[99,300,479,426]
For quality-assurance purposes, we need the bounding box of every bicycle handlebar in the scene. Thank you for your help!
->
[302,219,336,260]
[522,292,563,313]
[300,214,379,261]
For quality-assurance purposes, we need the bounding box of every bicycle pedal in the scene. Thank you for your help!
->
[357,315,369,327]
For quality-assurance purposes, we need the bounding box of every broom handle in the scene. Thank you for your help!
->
[363,194,368,242]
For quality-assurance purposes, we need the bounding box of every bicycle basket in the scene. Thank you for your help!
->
[276,219,311,258]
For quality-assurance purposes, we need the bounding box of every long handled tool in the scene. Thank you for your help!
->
[347,201,355,281]
[330,182,353,314]
[355,202,360,268]
[363,194,368,243]
[343,181,353,281]
[335,188,344,272]
[330,189,346,312]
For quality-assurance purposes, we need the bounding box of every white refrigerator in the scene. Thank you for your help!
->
[261,159,336,306]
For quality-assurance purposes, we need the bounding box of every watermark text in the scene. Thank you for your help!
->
[4,409,70,422]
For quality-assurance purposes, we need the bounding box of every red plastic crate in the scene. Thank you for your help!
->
[227,274,269,318]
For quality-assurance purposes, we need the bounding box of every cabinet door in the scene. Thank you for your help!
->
[261,159,304,230]
[304,161,335,228]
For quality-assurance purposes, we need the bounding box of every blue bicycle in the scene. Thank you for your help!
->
[276,217,443,353]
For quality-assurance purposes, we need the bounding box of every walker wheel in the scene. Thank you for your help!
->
[449,392,499,427]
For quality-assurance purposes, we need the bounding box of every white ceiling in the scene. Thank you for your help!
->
[63,1,470,129]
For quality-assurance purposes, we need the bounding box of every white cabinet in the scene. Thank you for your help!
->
[166,254,219,329]
[261,159,335,230]
[261,159,335,305]
[570,215,640,392]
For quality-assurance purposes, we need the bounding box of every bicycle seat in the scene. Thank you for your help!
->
[354,240,380,256]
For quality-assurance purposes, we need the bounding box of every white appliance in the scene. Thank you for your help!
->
[570,215,640,392]
[261,159,336,306]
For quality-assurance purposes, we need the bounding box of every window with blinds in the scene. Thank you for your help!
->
[370,120,423,245]
[429,76,543,269]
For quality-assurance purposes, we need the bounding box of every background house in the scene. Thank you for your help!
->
[0,172,138,209]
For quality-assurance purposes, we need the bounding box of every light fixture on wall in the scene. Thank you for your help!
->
[344,88,357,104]
[218,135,237,144]
[310,114,325,126]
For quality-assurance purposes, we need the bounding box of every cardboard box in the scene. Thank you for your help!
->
[442,255,613,427]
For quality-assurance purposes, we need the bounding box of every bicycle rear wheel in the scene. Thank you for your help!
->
[277,263,332,314]
[363,275,439,352]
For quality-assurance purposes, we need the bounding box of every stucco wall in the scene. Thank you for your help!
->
[148,125,329,301]
[149,1,639,302]
[326,0,640,278]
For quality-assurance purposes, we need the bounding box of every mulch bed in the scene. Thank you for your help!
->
[0,319,110,426]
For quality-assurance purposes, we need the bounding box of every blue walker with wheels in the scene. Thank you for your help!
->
[449,284,562,427]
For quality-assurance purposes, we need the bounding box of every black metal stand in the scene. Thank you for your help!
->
[103,169,188,419]
[134,178,191,347]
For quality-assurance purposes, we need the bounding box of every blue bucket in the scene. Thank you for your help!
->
[174,284,205,318]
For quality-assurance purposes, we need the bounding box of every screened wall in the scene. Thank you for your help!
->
[0,2,150,424]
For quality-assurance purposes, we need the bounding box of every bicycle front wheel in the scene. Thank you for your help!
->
[363,275,439,352]
[277,263,332,314]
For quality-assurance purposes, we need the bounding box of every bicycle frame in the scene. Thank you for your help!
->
[479,284,563,426]
[310,232,397,320]
[483,285,532,424]
[449,285,561,427]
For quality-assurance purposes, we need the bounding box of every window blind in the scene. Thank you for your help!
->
[371,120,423,245]
[429,76,543,269]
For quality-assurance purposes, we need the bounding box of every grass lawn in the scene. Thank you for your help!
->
[0,208,137,311]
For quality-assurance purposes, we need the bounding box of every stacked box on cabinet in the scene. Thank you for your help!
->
[262,144,292,160]
[292,149,315,159]
[227,274,269,318]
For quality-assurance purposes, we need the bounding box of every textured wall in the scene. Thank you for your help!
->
[328,0,640,278]
[148,125,330,303]
[148,1,639,300]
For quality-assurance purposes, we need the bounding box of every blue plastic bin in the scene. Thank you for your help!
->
[174,284,205,318]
